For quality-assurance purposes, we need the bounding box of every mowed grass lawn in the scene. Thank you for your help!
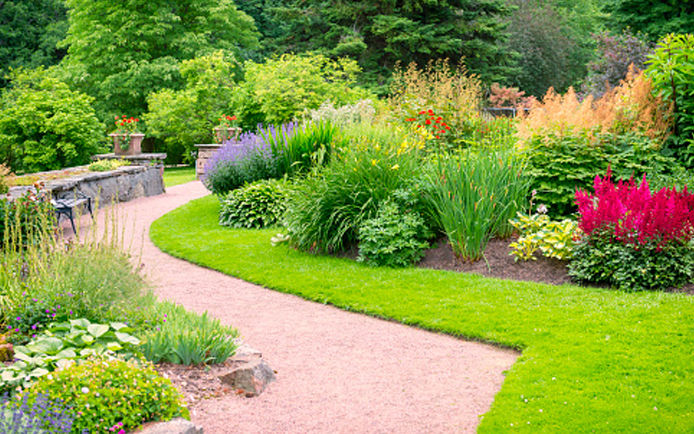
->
[163,166,196,187]
[150,195,694,432]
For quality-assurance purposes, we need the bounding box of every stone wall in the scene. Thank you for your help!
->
[8,166,165,207]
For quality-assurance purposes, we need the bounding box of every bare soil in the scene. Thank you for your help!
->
[419,237,694,294]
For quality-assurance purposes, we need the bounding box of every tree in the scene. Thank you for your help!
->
[0,0,68,87]
[62,0,259,121]
[0,68,103,173]
[144,51,239,164]
[607,0,694,41]
[505,0,607,97]
[582,30,652,97]
[244,0,518,91]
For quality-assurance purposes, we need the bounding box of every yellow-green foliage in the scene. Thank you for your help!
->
[21,358,188,432]
[239,53,372,125]
[88,159,128,172]
[509,211,579,261]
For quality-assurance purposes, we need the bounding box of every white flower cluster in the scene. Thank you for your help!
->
[308,99,375,126]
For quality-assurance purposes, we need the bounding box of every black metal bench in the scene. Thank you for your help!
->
[51,191,93,234]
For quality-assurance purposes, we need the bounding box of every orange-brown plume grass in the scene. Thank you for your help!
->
[517,67,672,147]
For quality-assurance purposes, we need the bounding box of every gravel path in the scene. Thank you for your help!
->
[74,181,518,434]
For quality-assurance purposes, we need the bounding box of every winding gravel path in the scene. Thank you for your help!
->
[76,181,518,433]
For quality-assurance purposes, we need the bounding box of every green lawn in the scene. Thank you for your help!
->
[150,195,694,433]
[163,166,196,188]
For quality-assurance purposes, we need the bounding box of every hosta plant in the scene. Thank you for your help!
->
[219,179,289,229]
[508,211,579,261]
[0,319,140,393]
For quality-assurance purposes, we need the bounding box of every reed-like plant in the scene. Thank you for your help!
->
[259,121,338,175]
[426,150,530,262]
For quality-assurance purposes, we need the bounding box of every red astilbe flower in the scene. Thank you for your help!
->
[575,168,694,248]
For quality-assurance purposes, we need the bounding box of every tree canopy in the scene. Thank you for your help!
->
[62,0,259,120]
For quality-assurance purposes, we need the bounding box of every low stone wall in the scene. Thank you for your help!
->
[8,165,165,207]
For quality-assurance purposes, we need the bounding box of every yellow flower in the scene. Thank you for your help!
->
[371,159,378,166]
[391,164,400,170]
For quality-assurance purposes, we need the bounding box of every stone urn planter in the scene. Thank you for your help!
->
[213,127,242,144]
[109,133,145,156]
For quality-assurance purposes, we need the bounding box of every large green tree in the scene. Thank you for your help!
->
[0,0,68,87]
[62,0,259,121]
[606,0,694,41]
[505,0,607,97]
[237,0,517,91]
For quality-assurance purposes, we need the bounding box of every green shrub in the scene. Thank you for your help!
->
[524,131,678,217]
[140,302,238,366]
[236,53,372,126]
[284,125,423,253]
[21,358,189,433]
[0,68,103,173]
[425,150,530,262]
[357,199,430,267]
[508,211,578,261]
[144,51,238,164]
[0,319,141,393]
[219,179,289,229]
[646,33,694,166]
[568,233,694,291]
[87,159,128,172]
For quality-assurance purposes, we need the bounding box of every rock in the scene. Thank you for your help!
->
[134,418,202,434]
[218,358,276,397]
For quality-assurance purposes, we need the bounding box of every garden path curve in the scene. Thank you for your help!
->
[74,181,518,434]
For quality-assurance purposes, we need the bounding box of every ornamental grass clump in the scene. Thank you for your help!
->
[259,121,338,175]
[425,150,530,262]
[569,169,694,290]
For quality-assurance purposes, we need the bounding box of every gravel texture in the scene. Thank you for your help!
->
[68,181,518,434]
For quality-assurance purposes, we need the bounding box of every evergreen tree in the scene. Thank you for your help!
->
[606,0,694,40]
[242,0,518,91]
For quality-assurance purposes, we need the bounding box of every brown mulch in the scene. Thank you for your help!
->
[418,237,694,295]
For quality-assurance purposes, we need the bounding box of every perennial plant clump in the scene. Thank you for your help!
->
[0,393,74,433]
[569,169,694,290]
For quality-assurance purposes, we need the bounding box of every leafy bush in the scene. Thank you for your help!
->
[87,159,128,172]
[425,150,530,262]
[20,358,188,433]
[0,68,103,173]
[568,170,694,290]
[145,51,239,164]
[646,33,694,166]
[1,393,74,433]
[523,131,680,217]
[219,179,289,229]
[202,131,280,195]
[357,198,430,267]
[284,124,423,253]
[236,53,371,126]
[508,211,579,261]
[0,319,141,393]
[140,302,238,366]
[582,30,653,98]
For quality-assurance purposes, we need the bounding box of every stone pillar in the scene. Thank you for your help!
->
[195,144,222,180]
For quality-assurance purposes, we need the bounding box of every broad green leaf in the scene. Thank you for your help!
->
[87,323,109,338]
[115,332,140,346]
